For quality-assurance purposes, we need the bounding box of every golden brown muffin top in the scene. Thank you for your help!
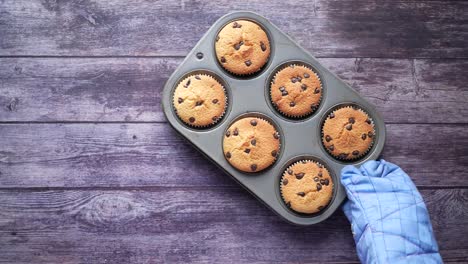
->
[280,160,334,214]
[215,20,270,75]
[223,117,280,172]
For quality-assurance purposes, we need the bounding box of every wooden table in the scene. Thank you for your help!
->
[1,1,467,263]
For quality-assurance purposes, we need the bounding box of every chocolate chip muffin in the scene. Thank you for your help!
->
[280,160,333,214]
[322,106,375,160]
[270,64,322,118]
[215,20,270,75]
[173,74,227,127]
[223,117,280,172]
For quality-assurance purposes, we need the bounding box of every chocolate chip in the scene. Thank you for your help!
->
[287,169,293,175]
[297,192,306,197]
[301,84,307,91]
[314,177,319,182]
[291,77,298,83]
[250,119,257,126]
[320,179,326,185]
[233,128,239,136]
[324,179,330,186]
[366,118,372,124]
[279,86,285,92]
[226,130,231,137]
[232,21,241,28]
[286,201,291,208]
[314,88,320,94]
[368,131,374,138]
[318,206,324,210]
[349,117,355,124]
[245,60,252,66]
[346,124,353,131]
[195,100,203,106]
[250,164,257,171]
[329,112,335,118]
[295,172,305,179]
[281,90,288,96]
[260,41,266,51]
[220,57,226,63]
[234,42,242,50]
[249,139,256,146]
[297,76,302,82]
[184,79,191,88]
[273,132,280,139]
[325,135,332,142]
[317,183,322,191]
[212,99,219,104]
[328,145,334,151]
[195,75,201,80]
[283,178,288,185]
[212,116,217,121]
[271,150,278,157]
[225,152,231,159]
[352,150,360,156]
[189,117,195,123]
[318,171,323,177]
[338,153,349,159]
[216,35,220,42]
[361,133,367,140]
[289,101,295,107]
[304,73,310,78]
[178,97,183,104]
[244,148,251,154]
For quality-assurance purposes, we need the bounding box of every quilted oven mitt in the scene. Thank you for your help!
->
[341,160,443,264]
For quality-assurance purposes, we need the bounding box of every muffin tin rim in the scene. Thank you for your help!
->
[161,11,386,226]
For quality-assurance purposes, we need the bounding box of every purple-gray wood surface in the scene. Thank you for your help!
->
[1,0,467,263]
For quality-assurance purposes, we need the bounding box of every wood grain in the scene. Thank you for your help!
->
[1,58,467,123]
[0,188,466,263]
[0,123,466,188]
[1,0,467,58]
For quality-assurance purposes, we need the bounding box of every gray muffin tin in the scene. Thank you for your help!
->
[162,11,386,225]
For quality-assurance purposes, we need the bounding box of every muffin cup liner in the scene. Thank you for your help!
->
[321,105,376,161]
[269,63,323,119]
[172,73,228,129]
[280,159,332,214]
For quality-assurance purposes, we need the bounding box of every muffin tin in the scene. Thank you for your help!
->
[162,11,386,225]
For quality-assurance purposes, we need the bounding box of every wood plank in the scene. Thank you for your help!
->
[0,123,466,188]
[0,188,466,263]
[1,58,467,123]
[1,0,467,58]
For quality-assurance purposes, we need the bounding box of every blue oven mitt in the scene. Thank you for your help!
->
[341,160,443,264]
